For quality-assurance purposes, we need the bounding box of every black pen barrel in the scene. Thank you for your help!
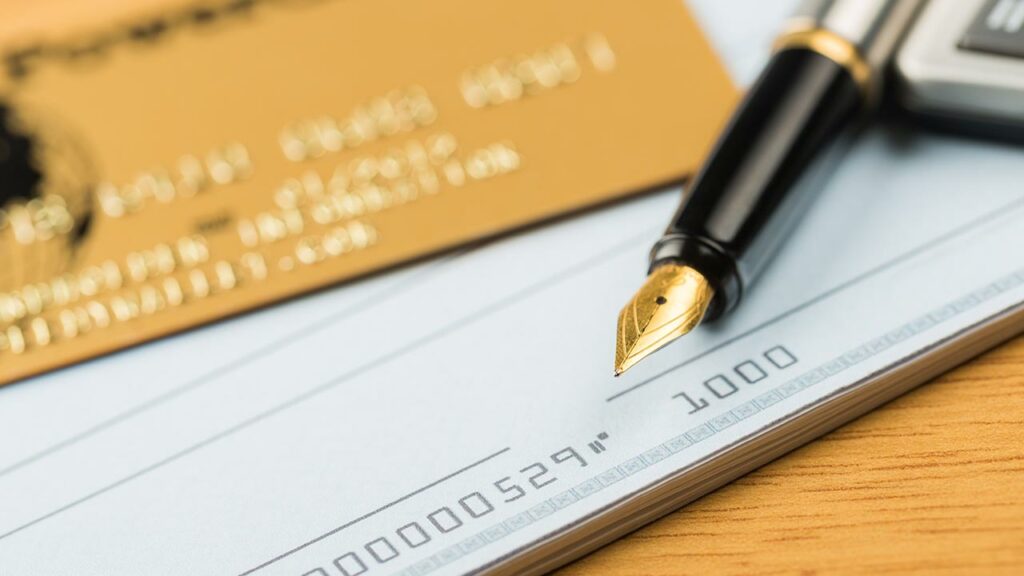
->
[650,46,865,321]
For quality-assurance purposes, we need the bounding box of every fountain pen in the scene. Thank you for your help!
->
[615,0,924,375]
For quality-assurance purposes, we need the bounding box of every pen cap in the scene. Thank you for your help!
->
[788,0,925,81]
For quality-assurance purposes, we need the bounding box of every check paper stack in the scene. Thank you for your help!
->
[1,1,1023,574]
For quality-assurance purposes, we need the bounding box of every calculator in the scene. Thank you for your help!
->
[895,0,1024,140]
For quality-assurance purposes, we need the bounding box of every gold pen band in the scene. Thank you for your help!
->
[774,27,873,99]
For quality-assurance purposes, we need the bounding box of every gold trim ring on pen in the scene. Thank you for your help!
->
[774,27,873,101]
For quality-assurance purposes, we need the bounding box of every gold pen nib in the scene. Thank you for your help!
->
[615,264,714,376]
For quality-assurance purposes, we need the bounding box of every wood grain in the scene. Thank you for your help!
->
[558,336,1024,575]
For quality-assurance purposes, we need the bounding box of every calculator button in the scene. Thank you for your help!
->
[959,0,1024,58]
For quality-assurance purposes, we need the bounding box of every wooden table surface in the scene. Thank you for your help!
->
[558,337,1024,575]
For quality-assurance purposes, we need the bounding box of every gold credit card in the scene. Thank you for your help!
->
[0,0,735,384]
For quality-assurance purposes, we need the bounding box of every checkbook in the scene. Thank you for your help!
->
[2,0,1024,575]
